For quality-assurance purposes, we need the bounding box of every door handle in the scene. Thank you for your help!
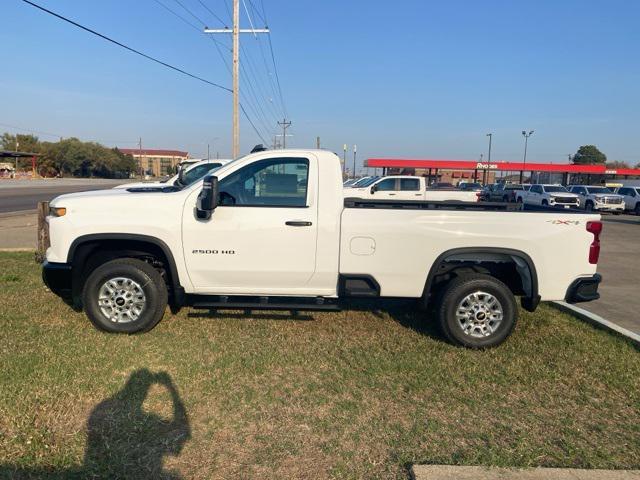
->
[285,221,312,227]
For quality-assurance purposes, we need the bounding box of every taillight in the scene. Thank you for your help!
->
[586,221,602,264]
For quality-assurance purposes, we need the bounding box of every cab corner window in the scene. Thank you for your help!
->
[218,157,309,207]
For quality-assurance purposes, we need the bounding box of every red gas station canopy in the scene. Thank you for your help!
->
[365,158,640,176]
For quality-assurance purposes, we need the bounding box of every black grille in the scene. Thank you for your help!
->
[553,196,579,204]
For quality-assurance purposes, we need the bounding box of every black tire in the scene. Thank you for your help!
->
[585,201,594,212]
[82,258,168,333]
[635,203,640,216]
[437,274,518,349]
[502,195,510,203]
[541,200,548,206]
[516,197,523,203]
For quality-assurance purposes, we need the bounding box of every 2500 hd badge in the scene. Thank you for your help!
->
[192,249,236,255]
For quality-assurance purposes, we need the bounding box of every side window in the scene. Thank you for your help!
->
[376,179,396,191]
[617,188,627,195]
[218,157,309,207]
[632,189,638,197]
[400,178,420,191]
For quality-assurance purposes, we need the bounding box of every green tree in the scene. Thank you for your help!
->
[572,145,607,165]
[606,161,630,169]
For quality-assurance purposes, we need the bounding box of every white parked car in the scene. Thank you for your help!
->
[114,159,231,190]
[517,184,580,208]
[346,175,479,202]
[42,149,603,349]
[613,186,640,215]
[567,185,625,213]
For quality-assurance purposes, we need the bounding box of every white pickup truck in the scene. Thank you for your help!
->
[42,150,603,348]
[613,186,640,215]
[516,184,581,208]
[346,175,479,202]
[567,185,625,213]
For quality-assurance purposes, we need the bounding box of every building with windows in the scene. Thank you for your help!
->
[119,149,190,177]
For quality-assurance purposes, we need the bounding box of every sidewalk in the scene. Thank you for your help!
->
[0,211,36,250]
[412,465,640,479]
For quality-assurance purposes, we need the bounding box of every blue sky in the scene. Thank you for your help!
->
[1,0,639,170]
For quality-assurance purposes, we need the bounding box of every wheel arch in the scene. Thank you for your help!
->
[422,247,540,312]
[67,234,184,307]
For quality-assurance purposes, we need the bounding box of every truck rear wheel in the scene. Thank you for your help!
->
[437,274,517,348]
[82,258,168,333]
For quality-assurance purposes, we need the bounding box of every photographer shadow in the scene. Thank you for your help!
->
[0,369,191,480]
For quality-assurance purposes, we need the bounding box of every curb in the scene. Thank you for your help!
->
[551,301,640,347]
[412,465,640,479]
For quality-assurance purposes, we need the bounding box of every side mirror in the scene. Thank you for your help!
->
[196,175,219,220]
[370,185,378,194]
[177,164,187,185]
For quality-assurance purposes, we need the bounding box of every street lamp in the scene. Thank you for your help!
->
[521,130,534,183]
[352,144,357,179]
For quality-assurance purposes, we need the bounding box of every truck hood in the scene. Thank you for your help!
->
[49,186,182,208]
[593,193,623,199]
[549,192,579,198]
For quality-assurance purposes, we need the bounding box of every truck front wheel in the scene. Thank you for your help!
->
[437,274,517,348]
[82,258,168,333]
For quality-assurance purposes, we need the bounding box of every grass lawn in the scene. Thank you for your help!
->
[0,252,638,479]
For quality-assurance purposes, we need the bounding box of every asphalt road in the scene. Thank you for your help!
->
[0,179,129,213]
[583,213,640,334]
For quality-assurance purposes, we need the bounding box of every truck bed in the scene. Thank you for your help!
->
[340,199,599,299]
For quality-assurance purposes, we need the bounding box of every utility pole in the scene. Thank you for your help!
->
[342,144,347,176]
[207,144,210,160]
[138,137,143,179]
[277,119,292,148]
[316,136,321,149]
[486,133,493,163]
[352,144,357,179]
[204,1,269,158]
[14,138,19,176]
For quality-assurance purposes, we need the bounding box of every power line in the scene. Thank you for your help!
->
[21,0,269,144]
[195,0,229,27]
[258,0,288,118]
[21,0,232,93]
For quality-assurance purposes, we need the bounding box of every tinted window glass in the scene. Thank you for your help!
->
[357,176,380,187]
[182,163,222,186]
[586,187,611,194]
[376,178,396,191]
[219,157,309,207]
[544,186,568,193]
[400,178,420,191]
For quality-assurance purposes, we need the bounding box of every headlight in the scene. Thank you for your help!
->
[49,206,67,217]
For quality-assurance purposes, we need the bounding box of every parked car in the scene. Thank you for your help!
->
[518,184,581,208]
[343,179,358,187]
[567,185,625,213]
[478,184,497,202]
[347,176,479,202]
[114,159,231,190]
[613,186,640,215]
[42,149,602,349]
[488,183,527,203]
[458,182,483,191]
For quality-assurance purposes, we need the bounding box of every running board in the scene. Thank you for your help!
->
[187,295,341,311]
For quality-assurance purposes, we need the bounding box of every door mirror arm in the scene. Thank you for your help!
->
[196,175,219,220]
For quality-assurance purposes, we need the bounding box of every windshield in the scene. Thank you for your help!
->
[505,185,524,190]
[355,176,380,187]
[545,186,568,193]
[177,162,223,187]
[586,187,612,194]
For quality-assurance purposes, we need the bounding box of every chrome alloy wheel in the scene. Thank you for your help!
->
[98,277,147,323]
[455,291,503,338]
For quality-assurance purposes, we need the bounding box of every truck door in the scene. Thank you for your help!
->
[397,177,423,200]
[182,155,319,293]
[371,178,398,199]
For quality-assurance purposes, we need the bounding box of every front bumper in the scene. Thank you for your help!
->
[42,261,73,301]
[565,274,602,303]
[594,204,625,212]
